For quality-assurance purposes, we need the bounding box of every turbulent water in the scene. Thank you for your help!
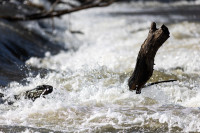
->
[1,1,200,132]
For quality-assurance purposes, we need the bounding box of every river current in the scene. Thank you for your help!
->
[1,1,200,132]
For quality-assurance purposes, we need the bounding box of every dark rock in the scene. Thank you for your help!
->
[19,85,53,101]
[0,85,53,105]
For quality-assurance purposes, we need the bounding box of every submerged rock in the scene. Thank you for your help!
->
[15,85,53,101]
[0,85,53,105]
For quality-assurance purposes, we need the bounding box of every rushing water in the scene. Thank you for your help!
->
[1,1,200,132]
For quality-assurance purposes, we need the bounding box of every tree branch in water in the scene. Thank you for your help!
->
[0,0,115,21]
[144,79,177,88]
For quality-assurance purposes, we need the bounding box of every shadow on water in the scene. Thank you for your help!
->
[109,5,200,23]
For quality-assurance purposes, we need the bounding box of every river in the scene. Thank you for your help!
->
[0,1,200,132]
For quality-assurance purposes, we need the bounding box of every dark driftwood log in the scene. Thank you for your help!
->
[128,22,170,94]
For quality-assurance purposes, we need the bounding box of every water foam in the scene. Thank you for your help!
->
[1,1,200,132]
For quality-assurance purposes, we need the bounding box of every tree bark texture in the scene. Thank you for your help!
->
[128,22,170,94]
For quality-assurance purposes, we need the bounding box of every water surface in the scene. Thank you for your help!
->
[1,1,200,132]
